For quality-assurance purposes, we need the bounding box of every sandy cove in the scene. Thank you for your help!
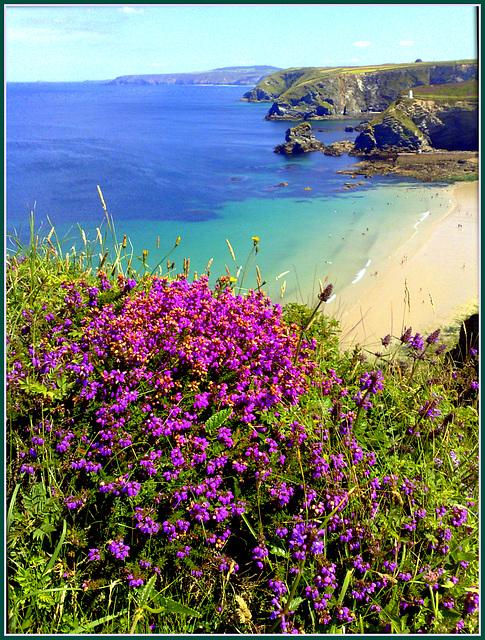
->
[337,181,479,349]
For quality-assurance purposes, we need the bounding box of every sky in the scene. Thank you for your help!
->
[5,4,480,82]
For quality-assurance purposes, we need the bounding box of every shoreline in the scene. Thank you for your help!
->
[335,180,479,349]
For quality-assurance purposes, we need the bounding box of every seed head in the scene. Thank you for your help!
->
[319,283,334,302]
[400,327,413,344]
[425,328,441,344]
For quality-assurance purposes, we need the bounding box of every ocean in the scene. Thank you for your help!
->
[6,82,452,307]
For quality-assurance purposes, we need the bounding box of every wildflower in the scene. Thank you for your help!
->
[319,283,334,302]
[359,370,384,394]
[108,538,130,560]
[127,574,144,587]
[252,543,269,569]
[419,399,441,421]
[252,236,260,244]
[450,450,460,467]
[453,619,465,632]
[381,334,391,348]
[400,327,413,343]
[87,548,101,561]
[463,591,479,615]
[425,328,441,344]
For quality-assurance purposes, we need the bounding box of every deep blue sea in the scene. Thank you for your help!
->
[6,83,451,305]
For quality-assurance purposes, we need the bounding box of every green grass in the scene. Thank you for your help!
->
[410,80,478,102]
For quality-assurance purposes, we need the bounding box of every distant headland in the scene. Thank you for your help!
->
[107,65,281,86]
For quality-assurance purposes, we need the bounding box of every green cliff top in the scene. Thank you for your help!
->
[248,60,478,100]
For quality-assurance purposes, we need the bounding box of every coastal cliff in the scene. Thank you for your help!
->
[242,61,477,120]
[353,80,478,153]
[108,65,280,86]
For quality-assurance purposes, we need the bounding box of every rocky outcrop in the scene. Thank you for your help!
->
[323,140,355,156]
[354,85,478,153]
[337,150,478,183]
[274,122,325,155]
[242,61,477,121]
[354,114,432,153]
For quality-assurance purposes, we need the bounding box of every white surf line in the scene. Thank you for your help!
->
[413,210,430,230]
[325,294,336,304]
[352,258,371,284]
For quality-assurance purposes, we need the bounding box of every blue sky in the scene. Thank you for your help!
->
[5,4,479,82]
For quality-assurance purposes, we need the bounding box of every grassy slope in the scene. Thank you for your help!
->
[411,79,478,102]
[367,79,478,133]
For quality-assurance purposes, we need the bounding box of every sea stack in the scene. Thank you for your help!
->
[274,122,325,155]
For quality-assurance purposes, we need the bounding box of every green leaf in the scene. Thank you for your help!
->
[70,611,128,634]
[7,484,21,536]
[43,519,67,577]
[204,408,233,435]
[240,512,258,540]
[33,528,46,542]
[136,574,157,609]
[441,608,462,621]
[453,551,475,563]
[145,597,201,618]
[269,545,289,558]
[287,596,304,611]
[337,569,354,606]
[442,580,456,589]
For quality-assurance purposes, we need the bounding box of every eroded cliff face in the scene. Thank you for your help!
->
[242,62,477,121]
[354,96,478,153]
[403,99,478,151]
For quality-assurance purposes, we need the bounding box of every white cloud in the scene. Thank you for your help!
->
[399,40,415,46]
[152,62,167,68]
[353,40,371,47]
[120,7,144,15]
[349,58,359,63]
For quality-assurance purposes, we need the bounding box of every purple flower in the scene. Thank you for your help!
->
[409,332,425,351]
[134,507,160,535]
[425,328,441,344]
[127,574,144,587]
[108,538,130,560]
[359,370,384,394]
[252,543,269,569]
[87,548,100,561]
[463,591,479,615]
[419,399,441,420]
[381,334,391,348]
[400,327,413,343]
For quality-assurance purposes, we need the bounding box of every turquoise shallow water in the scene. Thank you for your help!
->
[119,177,452,309]
[7,82,451,308]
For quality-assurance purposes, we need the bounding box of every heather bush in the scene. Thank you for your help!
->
[6,228,479,634]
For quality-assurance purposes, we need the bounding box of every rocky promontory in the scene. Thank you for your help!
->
[242,61,477,121]
[274,122,325,155]
[353,80,478,153]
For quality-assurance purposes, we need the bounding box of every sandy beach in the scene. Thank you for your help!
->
[337,181,479,348]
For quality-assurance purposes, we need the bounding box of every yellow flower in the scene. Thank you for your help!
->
[252,236,260,245]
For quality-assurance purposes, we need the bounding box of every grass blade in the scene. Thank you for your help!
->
[43,519,67,577]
